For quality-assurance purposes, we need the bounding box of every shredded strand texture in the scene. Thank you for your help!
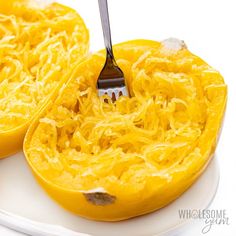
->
[0,0,88,131]
[26,41,226,194]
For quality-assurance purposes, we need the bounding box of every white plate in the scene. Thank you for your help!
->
[0,152,219,236]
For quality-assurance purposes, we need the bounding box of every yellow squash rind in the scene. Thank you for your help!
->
[24,39,227,221]
[0,0,89,158]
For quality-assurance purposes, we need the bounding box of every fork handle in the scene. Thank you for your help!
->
[98,0,114,60]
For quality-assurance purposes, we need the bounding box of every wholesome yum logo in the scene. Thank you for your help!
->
[178,209,230,234]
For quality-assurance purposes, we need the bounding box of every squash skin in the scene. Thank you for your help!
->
[0,69,76,158]
[23,39,227,221]
[0,1,89,158]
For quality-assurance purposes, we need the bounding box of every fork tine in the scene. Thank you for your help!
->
[97,0,129,102]
[98,86,129,101]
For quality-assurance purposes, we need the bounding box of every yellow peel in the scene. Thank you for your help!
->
[24,39,227,221]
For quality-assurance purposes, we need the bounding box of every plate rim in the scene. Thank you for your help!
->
[0,156,219,236]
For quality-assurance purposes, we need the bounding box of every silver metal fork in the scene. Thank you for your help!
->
[97,0,129,102]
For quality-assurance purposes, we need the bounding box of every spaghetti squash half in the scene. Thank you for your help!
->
[24,39,227,221]
[0,0,89,157]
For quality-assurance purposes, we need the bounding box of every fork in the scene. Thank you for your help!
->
[97,0,129,102]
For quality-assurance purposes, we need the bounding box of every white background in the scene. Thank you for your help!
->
[0,0,235,235]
